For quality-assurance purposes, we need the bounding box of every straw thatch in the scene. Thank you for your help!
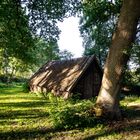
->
[29,55,102,99]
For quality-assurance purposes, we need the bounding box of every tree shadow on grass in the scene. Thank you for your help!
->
[0,96,46,101]
[83,107,140,140]
[0,111,139,140]
[0,87,22,95]
[83,120,140,140]
[0,109,49,120]
[0,101,48,108]
[0,98,51,121]
[0,127,59,140]
[84,124,139,140]
[121,105,140,118]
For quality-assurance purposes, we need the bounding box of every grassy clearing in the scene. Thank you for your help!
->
[0,84,139,140]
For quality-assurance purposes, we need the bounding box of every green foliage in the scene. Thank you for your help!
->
[0,82,10,88]
[47,94,97,129]
[59,49,74,60]
[0,0,35,62]
[130,44,140,70]
[0,0,80,78]
[22,82,30,93]
[81,22,113,65]
[24,0,81,40]
[32,39,60,68]
[0,1,38,81]
[80,0,122,65]
[0,74,27,84]
[123,69,140,86]
[0,55,33,81]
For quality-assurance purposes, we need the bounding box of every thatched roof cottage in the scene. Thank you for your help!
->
[29,55,102,99]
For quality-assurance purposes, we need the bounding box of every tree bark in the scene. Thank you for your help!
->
[95,0,140,119]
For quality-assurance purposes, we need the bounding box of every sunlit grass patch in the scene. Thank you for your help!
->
[0,84,52,139]
[120,95,140,106]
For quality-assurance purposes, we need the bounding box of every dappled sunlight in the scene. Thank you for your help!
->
[29,55,101,99]
[32,70,53,86]
[39,71,53,87]
[115,64,123,78]
[0,86,52,139]
[119,30,130,39]
[0,98,44,103]
[112,28,130,41]
[120,96,140,107]
[83,119,140,140]
[99,87,114,105]
[101,76,112,90]
[0,85,139,139]
[97,68,114,105]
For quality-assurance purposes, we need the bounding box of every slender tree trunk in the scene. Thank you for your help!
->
[95,0,140,119]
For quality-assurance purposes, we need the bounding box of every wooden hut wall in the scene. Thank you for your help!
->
[71,60,102,99]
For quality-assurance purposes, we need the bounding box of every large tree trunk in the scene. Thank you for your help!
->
[95,0,140,119]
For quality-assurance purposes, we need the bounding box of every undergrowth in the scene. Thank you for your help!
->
[44,93,100,129]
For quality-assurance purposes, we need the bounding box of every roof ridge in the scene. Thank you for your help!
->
[50,55,94,63]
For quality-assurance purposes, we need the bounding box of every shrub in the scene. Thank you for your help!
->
[48,95,98,129]
[22,82,30,93]
[0,75,27,83]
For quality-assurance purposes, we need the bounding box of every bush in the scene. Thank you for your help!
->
[0,75,28,83]
[0,75,9,83]
[47,94,99,129]
[22,82,30,93]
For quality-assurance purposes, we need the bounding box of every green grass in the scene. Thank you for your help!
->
[0,84,51,139]
[0,84,139,140]
[121,95,140,106]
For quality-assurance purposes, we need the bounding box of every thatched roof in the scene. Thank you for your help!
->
[29,55,101,97]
